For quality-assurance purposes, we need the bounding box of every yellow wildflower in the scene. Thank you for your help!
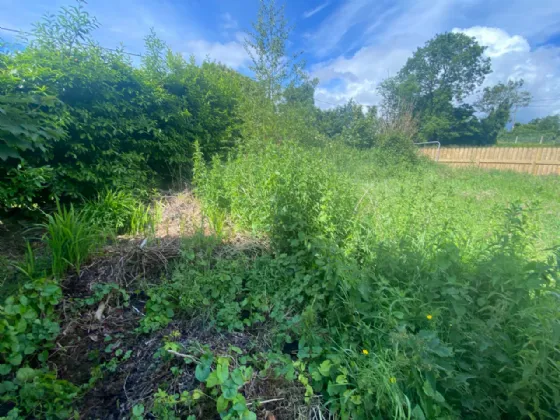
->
[426,314,433,320]
[362,349,369,355]
[389,377,397,384]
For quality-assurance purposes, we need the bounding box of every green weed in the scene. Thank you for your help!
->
[187,141,560,419]
[40,202,102,278]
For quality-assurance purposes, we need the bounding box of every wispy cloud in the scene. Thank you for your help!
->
[220,12,238,30]
[303,2,330,19]
[184,38,249,69]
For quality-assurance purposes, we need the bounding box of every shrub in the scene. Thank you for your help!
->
[0,2,244,210]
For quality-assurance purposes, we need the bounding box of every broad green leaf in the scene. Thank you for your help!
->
[231,369,244,387]
[206,371,220,388]
[318,360,332,377]
[16,367,37,382]
[216,357,230,384]
[195,363,211,382]
[222,379,238,400]
[412,404,426,420]
[216,395,229,413]
[8,354,22,366]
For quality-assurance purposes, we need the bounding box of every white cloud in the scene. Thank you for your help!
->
[453,27,529,58]
[220,13,238,31]
[310,0,560,121]
[184,39,249,69]
[454,26,560,119]
[303,2,330,19]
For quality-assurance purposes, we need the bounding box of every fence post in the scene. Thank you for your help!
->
[531,148,544,175]
[476,147,481,167]
[540,136,543,144]
[515,136,518,144]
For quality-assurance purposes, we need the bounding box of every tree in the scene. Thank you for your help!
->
[0,1,245,210]
[477,79,531,127]
[242,0,313,144]
[317,100,378,148]
[244,0,305,102]
[379,32,495,145]
[142,28,169,81]
[397,32,491,104]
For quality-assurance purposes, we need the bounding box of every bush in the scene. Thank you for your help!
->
[0,3,244,211]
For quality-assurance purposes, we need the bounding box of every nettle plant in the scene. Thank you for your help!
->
[195,354,256,420]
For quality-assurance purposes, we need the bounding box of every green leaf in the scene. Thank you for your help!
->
[216,395,229,413]
[132,404,145,416]
[412,404,426,420]
[0,380,17,394]
[231,369,244,387]
[0,365,12,375]
[8,354,22,366]
[205,371,220,388]
[318,360,332,377]
[216,357,230,384]
[393,311,404,319]
[195,363,211,382]
[240,410,257,420]
[335,374,348,385]
[222,379,239,400]
[232,396,247,412]
[229,346,243,354]
[16,367,37,382]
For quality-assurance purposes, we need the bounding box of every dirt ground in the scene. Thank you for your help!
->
[39,190,309,419]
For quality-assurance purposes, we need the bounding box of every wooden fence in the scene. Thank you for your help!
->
[419,147,560,175]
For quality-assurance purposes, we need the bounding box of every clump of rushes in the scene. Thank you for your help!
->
[40,201,102,278]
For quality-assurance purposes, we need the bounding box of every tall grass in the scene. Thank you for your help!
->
[189,140,560,419]
[41,202,102,278]
[83,190,162,236]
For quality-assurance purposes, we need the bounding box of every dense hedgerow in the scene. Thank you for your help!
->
[0,3,245,212]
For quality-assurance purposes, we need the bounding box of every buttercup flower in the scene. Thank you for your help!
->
[389,377,397,384]
[362,349,369,355]
[426,314,433,320]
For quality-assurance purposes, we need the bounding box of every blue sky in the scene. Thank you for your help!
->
[1,0,560,122]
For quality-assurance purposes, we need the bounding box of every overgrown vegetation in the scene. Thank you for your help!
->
[1,1,559,419]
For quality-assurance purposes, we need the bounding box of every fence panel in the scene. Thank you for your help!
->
[418,147,560,175]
